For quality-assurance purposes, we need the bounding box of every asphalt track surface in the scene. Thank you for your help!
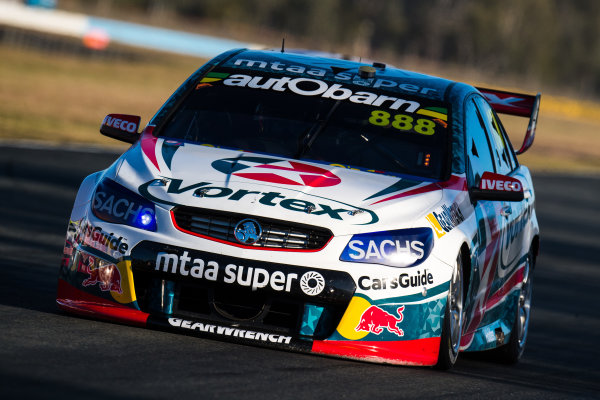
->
[0,143,599,399]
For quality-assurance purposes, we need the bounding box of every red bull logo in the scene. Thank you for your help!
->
[76,253,95,274]
[355,305,405,337]
[82,263,123,294]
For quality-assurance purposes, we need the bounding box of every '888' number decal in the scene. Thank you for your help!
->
[368,110,436,135]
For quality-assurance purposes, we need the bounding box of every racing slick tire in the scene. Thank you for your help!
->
[495,250,534,364]
[435,252,464,370]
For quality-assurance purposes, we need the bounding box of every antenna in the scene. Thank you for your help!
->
[281,37,285,53]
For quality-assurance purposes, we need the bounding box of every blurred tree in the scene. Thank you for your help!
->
[62,0,600,97]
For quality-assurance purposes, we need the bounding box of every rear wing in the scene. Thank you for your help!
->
[477,87,541,155]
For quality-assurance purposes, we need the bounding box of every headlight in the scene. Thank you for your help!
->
[92,178,157,231]
[339,227,433,268]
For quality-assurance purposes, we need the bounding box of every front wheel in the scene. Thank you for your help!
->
[435,253,464,370]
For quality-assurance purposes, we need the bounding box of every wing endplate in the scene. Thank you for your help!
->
[477,87,541,154]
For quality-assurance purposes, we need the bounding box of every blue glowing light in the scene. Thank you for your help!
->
[135,210,156,230]
[140,212,153,226]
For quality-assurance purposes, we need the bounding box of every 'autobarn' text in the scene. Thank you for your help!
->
[223,73,421,113]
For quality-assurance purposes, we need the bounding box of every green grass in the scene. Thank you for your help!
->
[0,44,202,146]
[1,43,599,174]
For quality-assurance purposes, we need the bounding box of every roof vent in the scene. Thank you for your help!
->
[372,62,386,70]
[358,65,376,78]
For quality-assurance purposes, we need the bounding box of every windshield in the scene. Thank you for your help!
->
[157,69,451,180]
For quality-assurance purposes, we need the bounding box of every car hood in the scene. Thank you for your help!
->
[115,138,447,234]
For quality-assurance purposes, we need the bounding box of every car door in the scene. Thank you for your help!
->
[474,96,528,281]
[460,95,509,346]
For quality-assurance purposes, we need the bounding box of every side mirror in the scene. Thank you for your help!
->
[100,114,141,143]
[470,171,524,202]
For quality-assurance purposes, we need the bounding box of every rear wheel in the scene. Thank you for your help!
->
[435,253,464,370]
[496,251,533,363]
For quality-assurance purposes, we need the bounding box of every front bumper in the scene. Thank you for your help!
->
[58,217,450,366]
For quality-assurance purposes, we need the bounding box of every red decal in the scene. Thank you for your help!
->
[82,263,122,294]
[312,337,441,366]
[484,264,525,311]
[234,172,302,186]
[372,175,466,205]
[479,172,522,192]
[57,279,148,327]
[461,202,504,348]
[355,305,405,337]
[102,114,140,133]
[76,253,95,274]
[233,161,341,187]
[477,88,536,118]
[141,127,160,171]
[433,118,448,128]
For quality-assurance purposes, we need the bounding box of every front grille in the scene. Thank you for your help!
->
[172,206,332,250]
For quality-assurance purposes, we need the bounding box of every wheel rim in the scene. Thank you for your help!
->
[517,255,532,349]
[448,255,464,360]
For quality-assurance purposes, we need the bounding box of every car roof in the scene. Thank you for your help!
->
[218,49,476,103]
[150,47,478,179]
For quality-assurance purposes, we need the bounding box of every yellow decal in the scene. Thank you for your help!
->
[368,109,436,136]
[426,213,446,238]
[416,109,447,121]
[199,77,221,83]
[335,296,372,340]
[110,259,137,304]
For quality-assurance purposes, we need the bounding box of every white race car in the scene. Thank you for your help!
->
[57,48,540,369]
